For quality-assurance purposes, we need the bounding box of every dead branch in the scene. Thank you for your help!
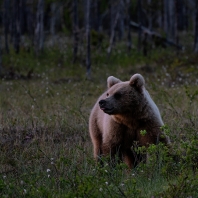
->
[130,21,184,50]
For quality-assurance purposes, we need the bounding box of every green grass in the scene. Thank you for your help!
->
[1,38,198,197]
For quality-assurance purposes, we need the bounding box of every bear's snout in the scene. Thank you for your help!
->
[99,99,106,108]
[99,99,114,114]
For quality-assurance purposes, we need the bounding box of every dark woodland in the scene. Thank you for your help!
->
[0,0,198,76]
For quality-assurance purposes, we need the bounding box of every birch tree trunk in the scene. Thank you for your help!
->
[194,0,198,52]
[86,0,91,79]
[34,0,44,56]
[4,0,10,54]
[73,0,78,63]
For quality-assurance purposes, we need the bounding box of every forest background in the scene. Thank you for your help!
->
[0,0,198,197]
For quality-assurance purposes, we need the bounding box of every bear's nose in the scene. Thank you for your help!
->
[99,100,106,107]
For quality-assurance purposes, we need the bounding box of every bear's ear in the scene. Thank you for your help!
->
[129,74,145,91]
[107,76,122,88]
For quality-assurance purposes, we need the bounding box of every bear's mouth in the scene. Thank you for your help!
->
[100,107,114,114]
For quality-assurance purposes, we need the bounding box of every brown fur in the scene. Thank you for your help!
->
[89,74,170,168]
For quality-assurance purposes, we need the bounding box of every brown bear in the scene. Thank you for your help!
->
[89,74,170,168]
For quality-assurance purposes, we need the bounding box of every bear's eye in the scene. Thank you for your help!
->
[106,93,109,97]
[114,92,121,100]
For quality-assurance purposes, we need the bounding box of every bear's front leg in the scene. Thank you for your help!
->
[92,134,103,165]
[122,148,136,169]
[102,142,123,167]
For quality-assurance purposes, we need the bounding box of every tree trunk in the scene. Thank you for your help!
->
[13,0,20,53]
[0,35,2,75]
[20,0,25,35]
[164,0,176,41]
[169,0,176,41]
[86,0,91,79]
[34,0,44,56]
[177,0,184,30]
[117,0,124,40]
[109,0,114,37]
[126,0,132,53]
[107,11,120,56]
[137,0,142,52]
[158,1,163,29]
[4,0,10,54]
[50,2,57,46]
[26,5,34,47]
[194,0,198,52]
[175,0,179,55]
[183,1,189,31]
[92,0,100,31]
[163,0,168,35]
[147,0,153,30]
[73,0,78,63]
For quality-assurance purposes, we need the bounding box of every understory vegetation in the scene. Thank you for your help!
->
[0,35,198,197]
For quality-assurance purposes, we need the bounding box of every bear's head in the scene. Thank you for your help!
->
[99,74,145,115]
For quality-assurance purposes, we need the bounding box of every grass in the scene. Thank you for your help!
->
[1,37,198,197]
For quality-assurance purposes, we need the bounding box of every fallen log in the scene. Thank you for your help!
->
[130,21,184,50]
